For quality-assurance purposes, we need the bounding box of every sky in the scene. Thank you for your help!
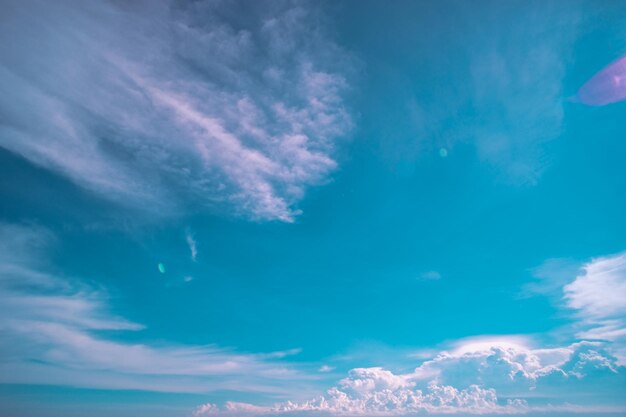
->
[1,0,626,416]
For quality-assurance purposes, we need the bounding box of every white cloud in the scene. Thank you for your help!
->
[195,382,524,416]
[259,348,303,360]
[419,271,442,281]
[193,338,624,415]
[0,223,312,394]
[194,403,221,416]
[195,402,271,416]
[412,340,620,394]
[560,252,626,365]
[319,365,335,373]
[564,252,626,325]
[186,229,199,262]
[447,335,532,356]
[271,382,522,415]
[0,0,353,221]
[522,252,626,362]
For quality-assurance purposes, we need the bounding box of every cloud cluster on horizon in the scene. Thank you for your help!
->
[0,0,353,222]
[194,339,625,416]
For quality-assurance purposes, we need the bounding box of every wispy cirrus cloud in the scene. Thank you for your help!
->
[409,3,580,185]
[564,252,626,325]
[0,223,312,394]
[525,251,626,364]
[0,0,353,221]
[186,229,199,262]
[563,252,626,362]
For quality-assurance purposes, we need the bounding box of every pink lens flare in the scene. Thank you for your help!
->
[576,55,626,106]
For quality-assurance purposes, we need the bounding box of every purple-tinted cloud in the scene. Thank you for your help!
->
[0,0,353,222]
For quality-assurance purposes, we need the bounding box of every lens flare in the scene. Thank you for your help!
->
[576,55,626,106]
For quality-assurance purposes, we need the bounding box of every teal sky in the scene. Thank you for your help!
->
[1,1,626,416]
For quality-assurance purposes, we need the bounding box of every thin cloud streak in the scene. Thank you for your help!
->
[186,229,199,262]
[0,223,315,395]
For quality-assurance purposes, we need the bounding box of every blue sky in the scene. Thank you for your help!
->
[1,0,626,416]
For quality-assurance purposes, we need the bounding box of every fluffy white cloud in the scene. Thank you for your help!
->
[0,0,353,221]
[195,380,524,416]
[413,339,620,396]
[193,337,624,416]
[271,382,520,415]
[195,402,271,416]
[194,403,221,416]
[0,223,310,394]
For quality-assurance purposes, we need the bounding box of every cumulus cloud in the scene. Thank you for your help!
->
[195,401,272,416]
[195,403,222,416]
[270,382,520,415]
[195,380,523,416]
[0,223,312,394]
[193,337,625,416]
[0,0,353,221]
[412,339,621,396]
